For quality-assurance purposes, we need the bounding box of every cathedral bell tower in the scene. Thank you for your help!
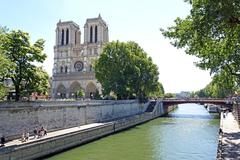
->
[55,20,81,46]
[84,14,109,44]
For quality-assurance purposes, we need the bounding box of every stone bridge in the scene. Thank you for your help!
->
[162,98,233,107]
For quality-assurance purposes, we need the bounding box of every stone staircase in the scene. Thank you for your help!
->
[145,101,157,112]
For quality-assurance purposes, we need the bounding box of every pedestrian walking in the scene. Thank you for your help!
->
[226,109,229,117]
[219,128,223,134]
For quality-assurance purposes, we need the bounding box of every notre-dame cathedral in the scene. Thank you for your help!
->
[51,15,109,98]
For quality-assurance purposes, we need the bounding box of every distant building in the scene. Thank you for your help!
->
[176,91,191,99]
[3,78,15,100]
[3,78,13,88]
[51,15,109,99]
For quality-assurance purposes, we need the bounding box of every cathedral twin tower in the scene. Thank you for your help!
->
[52,15,109,98]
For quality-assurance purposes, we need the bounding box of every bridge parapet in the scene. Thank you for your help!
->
[162,98,233,107]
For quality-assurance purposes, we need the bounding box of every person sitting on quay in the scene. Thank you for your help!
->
[21,131,29,142]
[33,127,38,139]
[44,127,47,136]
[38,126,47,138]
[0,136,5,147]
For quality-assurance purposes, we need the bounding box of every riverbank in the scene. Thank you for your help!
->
[0,102,176,160]
[217,112,240,159]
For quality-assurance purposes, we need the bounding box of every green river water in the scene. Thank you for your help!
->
[46,104,220,160]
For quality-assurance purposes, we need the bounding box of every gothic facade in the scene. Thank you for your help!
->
[52,15,109,98]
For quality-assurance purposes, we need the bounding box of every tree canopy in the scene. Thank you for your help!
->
[163,93,176,98]
[22,67,50,97]
[0,29,49,101]
[195,70,237,98]
[0,53,12,99]
[0,27,12,99]
[161,0,240,90]
[94,41,164,100]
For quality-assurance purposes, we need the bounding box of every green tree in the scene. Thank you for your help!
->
[163,93,175,98]
[196,70,237,98]
[196,71,239,98]
[22,67,50,97]
[0,30,48,101]
[211,71,237,98]
[127,41,161,100]
[161,0,240,86]
[0,53,12,100]
[77,88,85,98]
[0,27,12,99]
[149,82,165,98]
[94,90,102,100]
[195,89,208,98]
[95,41,162,100]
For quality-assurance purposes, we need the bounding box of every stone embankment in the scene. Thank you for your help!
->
[216,112,240,160]
[0,100,147,141]
[0,100,176,160]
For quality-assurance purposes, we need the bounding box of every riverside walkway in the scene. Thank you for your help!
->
[2,123,106,147]
[218,112,240,160]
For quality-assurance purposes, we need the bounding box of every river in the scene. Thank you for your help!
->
[45,103,220,160]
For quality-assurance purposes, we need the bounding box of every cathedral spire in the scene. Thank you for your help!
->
[98,13,102,19]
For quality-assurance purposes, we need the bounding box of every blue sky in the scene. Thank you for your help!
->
[0,0,212,93]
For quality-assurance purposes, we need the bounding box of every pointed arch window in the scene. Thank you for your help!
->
[66,28,69,45]
[61,29,64,45]
[90,26,93,43]
[75,31,77,44]
[95,26,98,43]
[60,66,63,73]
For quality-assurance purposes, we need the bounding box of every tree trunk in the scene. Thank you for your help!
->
[15,85,20,101]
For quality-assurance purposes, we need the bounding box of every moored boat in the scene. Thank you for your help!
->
[207,104,219,113]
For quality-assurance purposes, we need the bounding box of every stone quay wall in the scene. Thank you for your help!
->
[0,100,148,140]
[0,102,176,160]
[232,103,240,125]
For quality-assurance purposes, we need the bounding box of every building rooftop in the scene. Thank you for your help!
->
[85,14,107,27]
[57,20,79,29]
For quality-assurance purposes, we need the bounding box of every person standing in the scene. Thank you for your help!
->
[1,136,6,147]
[21,132,26,142]
[25,132,29,141]
[33,127,38,139]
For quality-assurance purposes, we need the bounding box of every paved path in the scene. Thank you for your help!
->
[219,112,240,160]
[2,123,106,148]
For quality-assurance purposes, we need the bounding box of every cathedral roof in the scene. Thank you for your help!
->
[57,20,79,29]
[85,14,107,27]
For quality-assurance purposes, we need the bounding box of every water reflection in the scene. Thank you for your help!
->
[166,113,219,119]
[152,104,219,160]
